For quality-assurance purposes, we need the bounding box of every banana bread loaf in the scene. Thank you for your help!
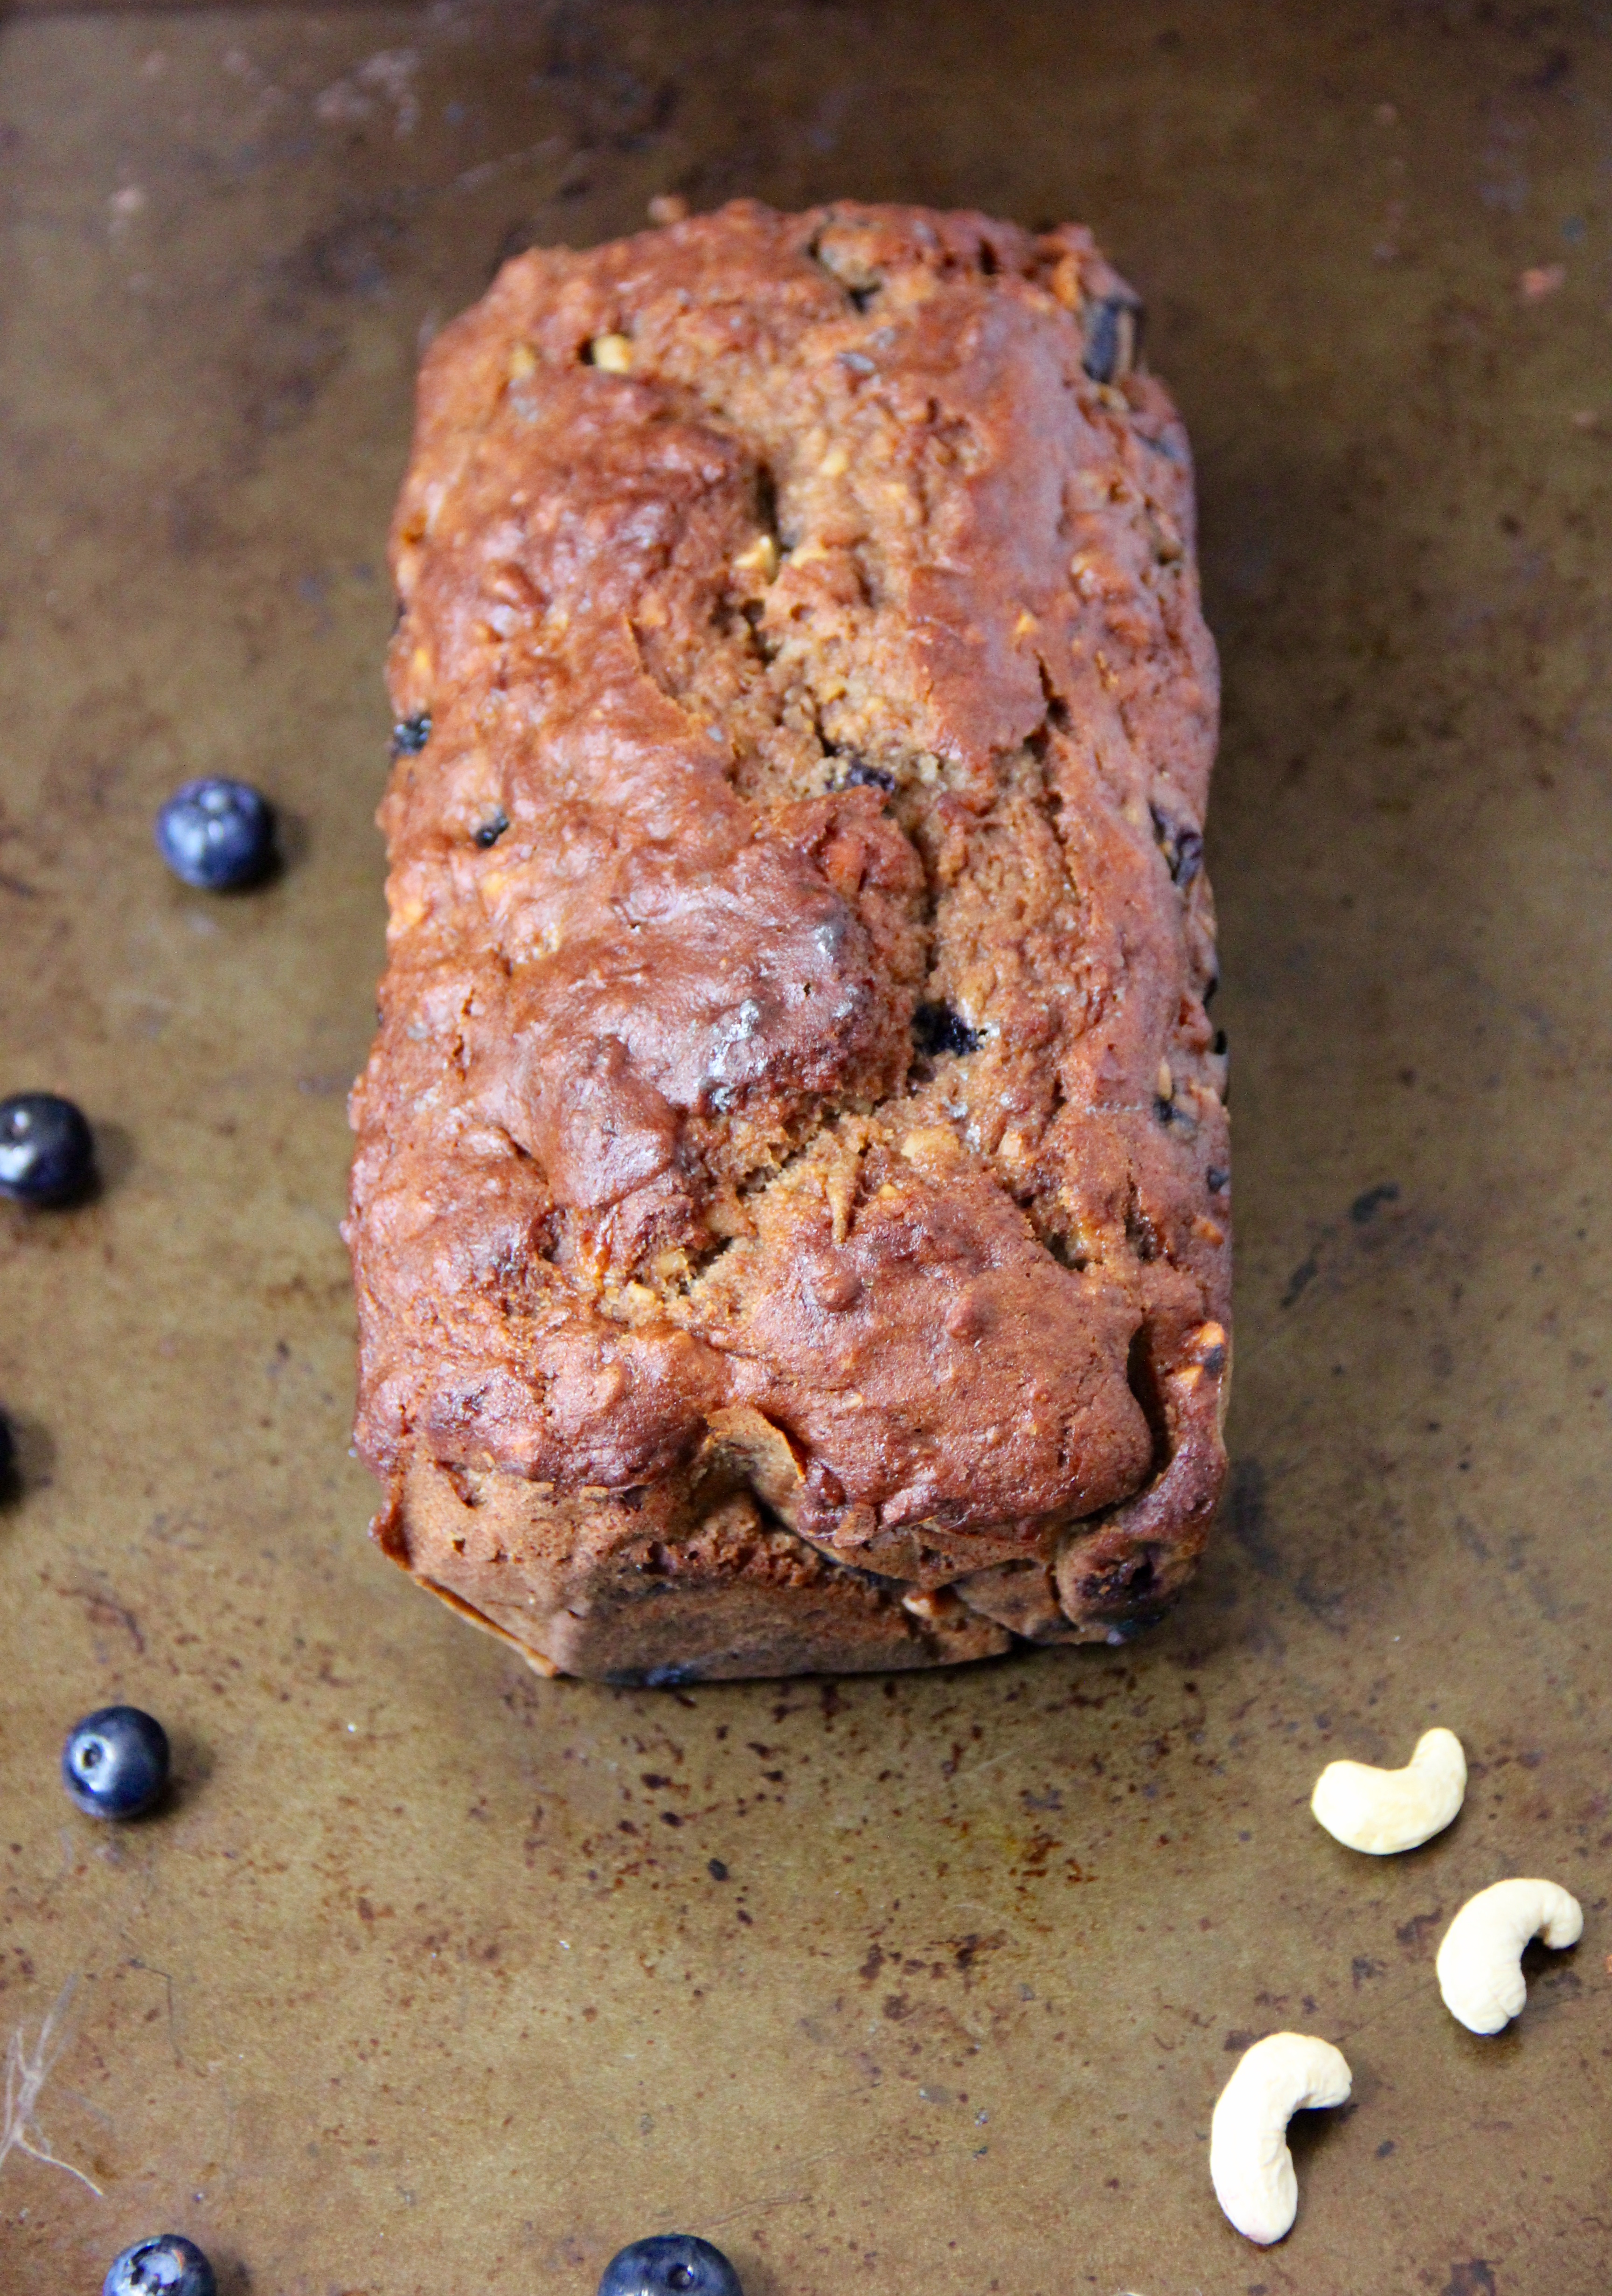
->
[346,198,1230,1683]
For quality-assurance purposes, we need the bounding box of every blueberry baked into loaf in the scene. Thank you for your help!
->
[346,200,1230,1682]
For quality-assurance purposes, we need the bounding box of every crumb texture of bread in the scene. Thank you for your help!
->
[345,199,1230,1682]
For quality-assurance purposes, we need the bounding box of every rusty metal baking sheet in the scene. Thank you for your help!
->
[2,5,1609,2292]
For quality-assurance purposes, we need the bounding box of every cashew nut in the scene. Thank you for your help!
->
[1310,1726,1466,1853]
[1435,1877,1583,2034]
[1209,2032,1353,2245]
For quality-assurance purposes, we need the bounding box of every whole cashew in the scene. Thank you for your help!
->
[1435,1877,1583,2034]
[1209,2032,1353,2245]
[1310,1727,1466,1853]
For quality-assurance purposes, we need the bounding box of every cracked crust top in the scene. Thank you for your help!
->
[345,199,1230,1682]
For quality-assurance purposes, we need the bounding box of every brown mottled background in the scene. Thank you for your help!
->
[1,5,1609,2293]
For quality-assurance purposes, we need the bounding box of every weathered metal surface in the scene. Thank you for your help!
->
[1,7,1608,2293]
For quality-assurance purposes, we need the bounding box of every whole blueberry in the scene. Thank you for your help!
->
[63,1706,170,1820]
[104,2234,216,2296]
[598,2235,744,2296]
[0,1092,95,1206]
[154,776,275,890]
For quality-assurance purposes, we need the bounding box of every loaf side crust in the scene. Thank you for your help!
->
[347,200,1230,1681]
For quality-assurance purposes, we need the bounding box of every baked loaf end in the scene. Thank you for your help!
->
[346,199,1230,1684]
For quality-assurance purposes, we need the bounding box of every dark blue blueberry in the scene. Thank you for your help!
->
[1081,290,1143,384]
[597,2235,743,2296]
[835,756,895,793]
[912,1002,980,1059]
[104,2235,215,2296]
[391,712,431,756]
[1149,803,1203,887]
[154,777,275,890]
[642,1663,699,1690]
[473,807,510,848]
[0,1092,94,1206]
[63,1706,170,1821]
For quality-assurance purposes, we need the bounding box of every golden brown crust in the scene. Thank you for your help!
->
[345,199,1230,1680]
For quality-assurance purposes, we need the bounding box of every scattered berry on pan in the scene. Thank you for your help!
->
[63,1706,170,1821]
[597,2235,744,2296]
[0,1092,95,1206]
[154,777,275,890]
[103,2234,216,2296]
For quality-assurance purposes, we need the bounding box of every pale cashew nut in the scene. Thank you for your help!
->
[1435,1877,1583,2034]
[1310,1726,1466,1853]
[1209,2032,1353,2245]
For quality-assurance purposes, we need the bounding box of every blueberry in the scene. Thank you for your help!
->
[597,2235,744,2296]
[642,1662,699,1689]
[391,712,431,756]
[1081,289,1143,385]
[0,1092,95,1206]
[103,2234,215,2296]
[912,1001,980,1059]
[835,757,895,793]
[63,1706,170,1820]
[1149,803,1203,887]
[154,777,275,890]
